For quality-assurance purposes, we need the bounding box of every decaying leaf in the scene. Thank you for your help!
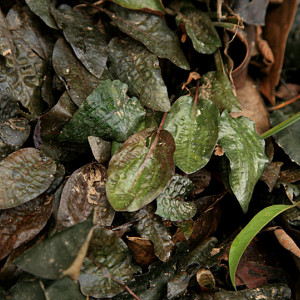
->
[110,0,165,13]
[88,136,111,163]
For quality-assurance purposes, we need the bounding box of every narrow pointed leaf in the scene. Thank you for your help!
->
[59,80,146,143]
[218,111,268,213]
[107,4,190,70]
[108,37,170,112]
[200,71,241,113]
[0,148,56,209]
[111,0,165,13]
[106,127,175,211]
[229,204,293,290]
[51,7,107,78]
[176,8,221,54]
[164,96,220,174]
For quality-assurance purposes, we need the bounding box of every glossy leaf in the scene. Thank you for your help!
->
[51,6,107,78]
[111,0,165,13]
[14,218,93,280]
[0,148,56,209]
[218,111,269,213]
[57,163,115,230]
[0,194,53,260]
[176,8,221,54]
[164,96,220,174]
[106,127,175,211]
[59,79,146,143]
[200,71,241,113]
[229,204,292,290]
[108,37,170,112]
[79,227,134,298]
[107,4,190,70]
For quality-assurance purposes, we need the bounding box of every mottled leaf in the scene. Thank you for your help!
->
[111,0,165,13]
[271,110,300,165]
[108,37,170,112]
[133,205,174,261]
[52,39,103,106]
[176,8,221,54]
[59,80,146,143]
[218,111,268,213]
[14,218,93,280]
[107,4,190,70]
[25,0,58,29]
[177,220,194,240]
[79,227,134,298]
[106,127,175,211]
[57,163,115,230]
[200,71,241,113]
[88,136,111,163]
[0,148,56,209]
[0,194,53,260]
[51,7,107,78]
[164,96,220,174]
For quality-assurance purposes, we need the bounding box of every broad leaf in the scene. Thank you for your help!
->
[229,204,293,290]
[164,96,220,174]
[200,71,242,113]
[79,227,134,298]
[176,8,221,54]
[107,4,190,70]
[106,127,175,211]
[111,0,165,13]
[108,37,170,112]
[14,218,93,280]
[88,136,111,163]
[0,148,56,209]
[51,7,107,78]
[218,111,268,213]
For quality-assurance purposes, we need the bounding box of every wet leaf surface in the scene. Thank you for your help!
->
[108,37,170,112]
[0,148,56,209]
[111,0,165,13]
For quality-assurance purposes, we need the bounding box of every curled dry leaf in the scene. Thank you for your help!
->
[196,268,215,290]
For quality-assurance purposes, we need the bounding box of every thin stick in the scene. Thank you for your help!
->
[268,94,300,111]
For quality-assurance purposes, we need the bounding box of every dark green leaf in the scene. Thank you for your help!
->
[111,0,165,13]
[14,218,93,280]
[200,71,241,113]
[0,148,56,209]
[59,79,146,143]
[218,111,268,213]
[79,227,134,298]
[108,37,170,112]
[107,4,190,70]
[133,205,174,261]
[177,220,194,239]
[164,96,220,174]
[51,7,107,78]
[176,8,221,54]
[106,127,175,211]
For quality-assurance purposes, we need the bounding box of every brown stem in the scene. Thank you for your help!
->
[268,94,300,111]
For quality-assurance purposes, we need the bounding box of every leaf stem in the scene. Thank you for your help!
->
[268,94,300,111]
[214,49,225,74]
[212,22,244,30]
[260,111,300,139]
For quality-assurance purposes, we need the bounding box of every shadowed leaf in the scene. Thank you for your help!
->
[111,0,165,13]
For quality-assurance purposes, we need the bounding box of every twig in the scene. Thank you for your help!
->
[268,94,300,111]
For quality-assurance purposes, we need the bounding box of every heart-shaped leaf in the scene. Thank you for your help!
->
[164,96,220,174]
[107,4,190,70]
[200,71,242,113]
[218,111,268,213]
[59,79,146,143]
[108,37,170,112]
[111,0,165,13]
[106,127,175,211]
[79,227,134,298]
[176,8,221,54]
[0,148,57,209]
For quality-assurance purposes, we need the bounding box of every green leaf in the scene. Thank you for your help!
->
[176,8,221,54]
[79,227,134,298]
[14,218,93,280]
[59,79,146,143]
[106,127,175,211]
[229,204,293,290]
[164,96,220,174]
[107,4,190,70]
[111,0,165,13]
[0,148,56,209]
[108,37,170,112]
[218,111,269,213]
[51,7,107,78]
[200,71,241,113]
